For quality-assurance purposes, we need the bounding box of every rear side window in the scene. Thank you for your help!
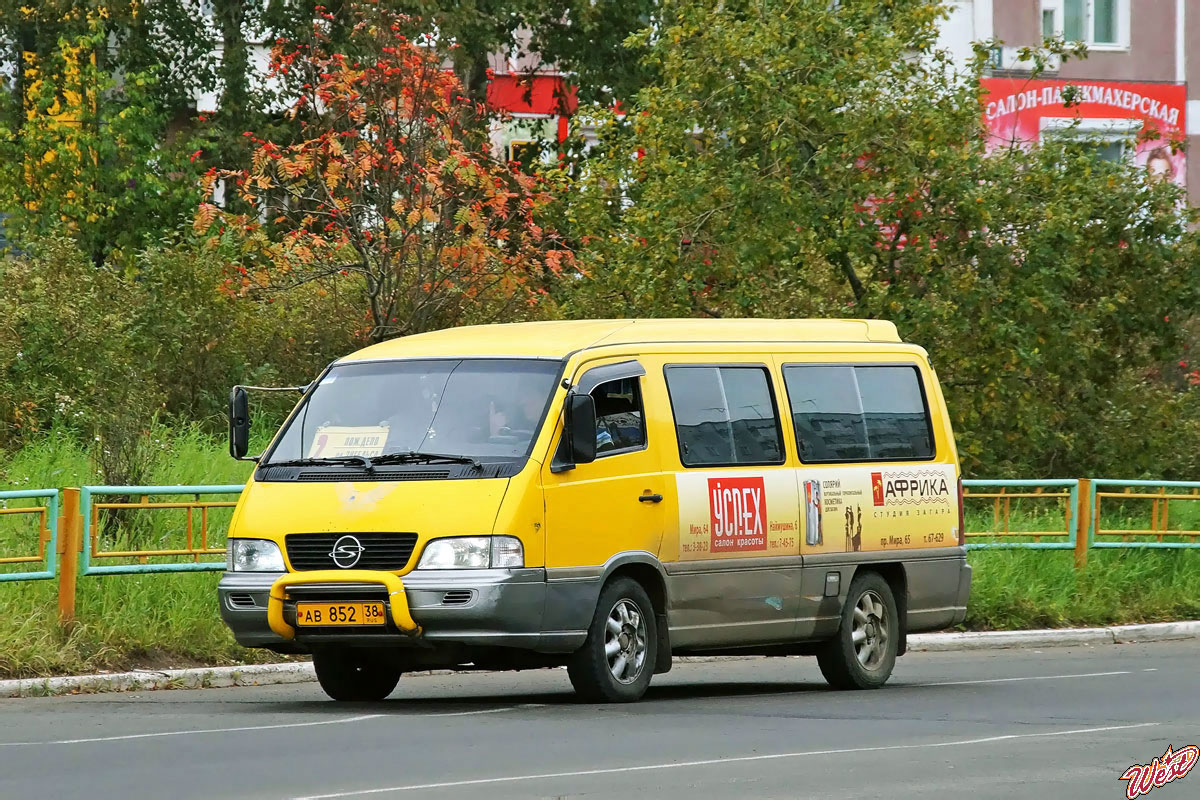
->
[783,364,934,462]
[665,366,784,467]
[782,366,869,461]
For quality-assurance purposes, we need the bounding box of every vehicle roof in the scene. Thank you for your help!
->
[338,319,905,362]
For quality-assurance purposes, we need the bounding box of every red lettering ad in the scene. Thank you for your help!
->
[708,476,768,553]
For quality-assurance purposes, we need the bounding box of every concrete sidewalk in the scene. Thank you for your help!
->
[2,619,1197,698]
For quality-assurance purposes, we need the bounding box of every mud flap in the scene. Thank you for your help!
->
[654,612,672,674]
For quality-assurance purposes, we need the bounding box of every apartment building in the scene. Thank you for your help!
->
[943,0,1195,203]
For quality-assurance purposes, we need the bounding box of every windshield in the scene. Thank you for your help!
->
[263,359,561,464]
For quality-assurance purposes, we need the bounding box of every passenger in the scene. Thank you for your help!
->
[593,392,641,452]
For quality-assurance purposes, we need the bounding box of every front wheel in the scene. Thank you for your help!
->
[568,577,658,703]
[817,572,899,690]
[313,648,402,701]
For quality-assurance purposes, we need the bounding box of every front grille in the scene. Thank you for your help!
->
[285,532,419,571]
[441,590,474,606]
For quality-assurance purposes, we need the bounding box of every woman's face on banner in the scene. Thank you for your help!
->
[1146,153,1174,179]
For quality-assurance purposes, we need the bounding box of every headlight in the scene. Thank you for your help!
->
[227,539,286,572]
[416,536,524,569]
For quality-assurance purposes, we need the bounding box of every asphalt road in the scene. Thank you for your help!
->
[1,641,1197,800]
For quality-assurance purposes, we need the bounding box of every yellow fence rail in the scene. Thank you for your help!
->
[50,485,244,622]
[0,489,59,582]
[1090,480,1200,549]
[7,479,1200,626]
[963,484,1075,542]
[88,496,237,562]
[961,479,1081,564]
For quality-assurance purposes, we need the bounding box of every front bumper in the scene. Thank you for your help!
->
[218,567,554,651]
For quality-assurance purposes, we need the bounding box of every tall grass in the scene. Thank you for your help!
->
[0,427,1197,678]
[0,423,273,678]
[966,549,1200,630]
[962,487,1200,626]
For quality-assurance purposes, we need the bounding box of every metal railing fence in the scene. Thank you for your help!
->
[3,478,1198,624]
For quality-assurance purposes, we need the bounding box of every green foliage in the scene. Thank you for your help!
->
[130,240,361,420]
[562,0,962,316]
[0,235,357,476]
[0,21,206,267]
[527,0,658,105]
[1,0,1199,485]
[0,237,154,441]
[563,0,1200,478]
[898,141,1199,478]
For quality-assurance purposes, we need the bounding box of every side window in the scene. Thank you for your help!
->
[783,366,869,461]
[592,377,646,455]
[783,364,934,462]
[665,366,784,467]
[855,366,934,460]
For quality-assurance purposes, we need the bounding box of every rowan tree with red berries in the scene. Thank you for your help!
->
[195,3,571,342]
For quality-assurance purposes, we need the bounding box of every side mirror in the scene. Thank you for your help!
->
[566,393,597,466]
[229,386,251,460]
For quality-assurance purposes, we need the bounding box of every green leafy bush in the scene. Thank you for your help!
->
[561,0,1200,480]
[0,237,157,448]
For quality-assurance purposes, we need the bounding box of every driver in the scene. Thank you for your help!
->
[489,383,546,437]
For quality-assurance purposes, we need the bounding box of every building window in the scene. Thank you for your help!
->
[1091,0,1118,43]
[507,140,541,166]
[1040,117,1141,163]
[1041,0,1128,48]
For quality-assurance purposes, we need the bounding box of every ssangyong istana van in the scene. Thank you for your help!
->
[219,319,970,702]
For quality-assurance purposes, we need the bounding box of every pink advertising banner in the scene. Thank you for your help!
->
[982,77,1187,185]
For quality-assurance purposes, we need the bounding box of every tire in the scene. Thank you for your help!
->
[568,577,658,703]
[312,648,402,701]
[817,572,899,690]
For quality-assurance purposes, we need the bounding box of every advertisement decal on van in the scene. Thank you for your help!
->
[708,476,768,553]
[871,471,952,506]
[814,466,958,552]
[676,472,800,561]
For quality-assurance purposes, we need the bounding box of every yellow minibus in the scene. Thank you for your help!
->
[219,319,969,702]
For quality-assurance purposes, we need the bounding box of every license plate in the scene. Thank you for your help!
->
[295,601,387,627]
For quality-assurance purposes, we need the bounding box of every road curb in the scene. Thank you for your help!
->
[906,627,1115,651]
[0,661,318,698]
[3,620,1197,699]
[907,620,1200,652]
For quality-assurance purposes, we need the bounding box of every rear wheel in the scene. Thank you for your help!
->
[568,577,657,703]
[817,572,899,690]
[313,648,401,701]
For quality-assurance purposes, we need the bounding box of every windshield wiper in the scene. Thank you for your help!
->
[265,456,374,470]
[368,451,482,469]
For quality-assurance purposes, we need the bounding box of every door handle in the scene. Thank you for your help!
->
[638,493,664,503]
